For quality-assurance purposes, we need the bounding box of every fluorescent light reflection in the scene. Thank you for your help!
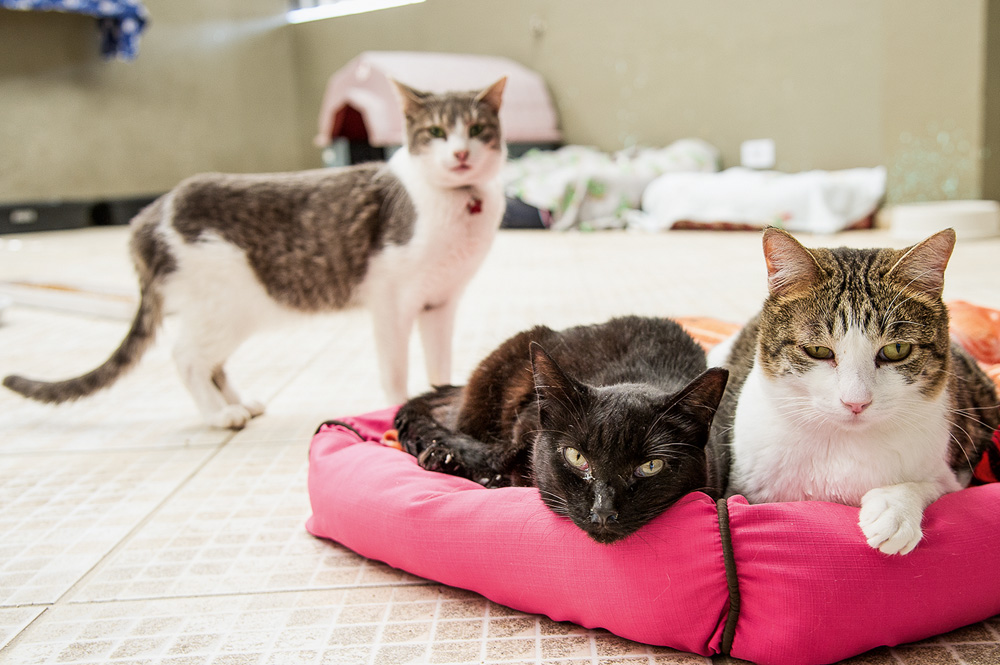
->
[287,0,424,24]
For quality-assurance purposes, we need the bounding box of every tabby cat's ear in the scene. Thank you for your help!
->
[475,77,507,113]
[530,342,587,427]
[887,228,956,297]
[390,79,432,117]
[762,228,822,297]
[664,367,729,440]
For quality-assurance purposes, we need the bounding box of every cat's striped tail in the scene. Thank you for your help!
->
[3,288,164,404]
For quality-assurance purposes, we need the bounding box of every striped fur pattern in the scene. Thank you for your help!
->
[709,228,999,555]
[4,78,508,428]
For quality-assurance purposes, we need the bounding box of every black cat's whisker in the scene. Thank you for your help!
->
[646,442,703,455]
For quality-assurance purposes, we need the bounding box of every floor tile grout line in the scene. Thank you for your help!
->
[0,441,224,457]
[0,606,49,654]
[58,581,439,607]
[478,593,490,663]
[0,434,238,659]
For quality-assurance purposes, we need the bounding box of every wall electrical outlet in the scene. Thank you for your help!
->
[740,138,776,169]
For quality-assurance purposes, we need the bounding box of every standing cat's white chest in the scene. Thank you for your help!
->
[363,155,503,306]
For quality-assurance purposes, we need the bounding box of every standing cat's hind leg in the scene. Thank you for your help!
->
[212,366,265,418]
[173,336,256,430]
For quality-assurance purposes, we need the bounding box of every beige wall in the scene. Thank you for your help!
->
[984,0,1000,202]
[294,0,994,204]
[0,0,302,204]
[881,0,988,203]
[1,0,995,205]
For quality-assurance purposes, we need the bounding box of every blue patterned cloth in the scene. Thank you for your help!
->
[0,0,149,60]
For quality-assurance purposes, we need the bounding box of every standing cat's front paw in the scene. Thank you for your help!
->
[858,487,924,555]
[417,443,463,475]
[243,400,265,417]
[208,404,254,430]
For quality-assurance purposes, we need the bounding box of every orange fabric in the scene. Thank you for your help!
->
[675,317,741,352]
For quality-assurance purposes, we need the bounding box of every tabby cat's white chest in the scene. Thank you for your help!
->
[729,363,956,506]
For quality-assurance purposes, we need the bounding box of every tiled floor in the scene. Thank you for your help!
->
[1,225,999,665]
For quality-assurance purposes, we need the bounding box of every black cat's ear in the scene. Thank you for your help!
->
[762,228,822,297]
[887,228,955,297]
[530,342,587,428]
[474,77,507,113]
[665,368,729,441]
[390,78,432,117]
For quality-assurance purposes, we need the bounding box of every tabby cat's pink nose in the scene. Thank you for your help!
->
[454,150,469,162]
[842,399,872,414]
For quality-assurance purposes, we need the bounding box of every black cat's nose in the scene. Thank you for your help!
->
[590,482,618,526]
[589,507,619,526]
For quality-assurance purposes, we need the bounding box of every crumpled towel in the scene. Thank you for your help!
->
[503,139,720,231]
[632,166,887,234]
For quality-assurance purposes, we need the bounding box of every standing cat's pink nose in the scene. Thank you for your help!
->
[454,150,469,162]
[842,399,872,414]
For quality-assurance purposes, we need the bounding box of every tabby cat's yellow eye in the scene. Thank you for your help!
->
[634,459,665,478]
[563,447,590,471]
[469,124,484,137]
[428,126,446,138]
[804,345,834,360]
[878,342,912,362]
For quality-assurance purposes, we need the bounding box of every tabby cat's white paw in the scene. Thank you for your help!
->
[208,404,254,430]
[858,487,923,555]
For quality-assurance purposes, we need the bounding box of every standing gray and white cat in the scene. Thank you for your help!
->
[4,78,508,428]
[709,228,999,555]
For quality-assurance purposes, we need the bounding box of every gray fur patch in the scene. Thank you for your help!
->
[130,198,177,286]
[170,163,415,311]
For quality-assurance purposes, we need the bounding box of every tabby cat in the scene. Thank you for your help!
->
[708,228,1000,554]
[395,316,729,544]
[4,78,508,428]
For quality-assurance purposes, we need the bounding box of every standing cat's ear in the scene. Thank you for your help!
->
[886,228,956,297]
[762,228,823,297]
[474,77,507,114]
[664,368,730,440]
[530,342,587,428]
[391,79,432,117]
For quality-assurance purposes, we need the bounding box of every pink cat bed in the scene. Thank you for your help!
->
[307,409,1000,665]
[306,308,1000,665]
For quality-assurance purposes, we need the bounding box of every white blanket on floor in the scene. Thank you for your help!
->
[631,166,887,234]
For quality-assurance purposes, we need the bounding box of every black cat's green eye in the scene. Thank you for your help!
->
[563,447,590,471]
[804,345,834,360]
[469,124,485,138]
[634,459,665,478]
[428,126,446,138]
[878,342,912,362]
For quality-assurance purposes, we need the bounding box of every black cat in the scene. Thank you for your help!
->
[395,316,728,544]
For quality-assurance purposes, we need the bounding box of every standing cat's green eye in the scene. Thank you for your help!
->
[428,126,446,138]
[469,124,484,138]
[562,447,590,471]
[804,345,835,360]
[634,459,665,478]
[878,342,912,362]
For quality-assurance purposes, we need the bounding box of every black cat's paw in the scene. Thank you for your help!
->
[417,443,465,474]
[475,473,508,489]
